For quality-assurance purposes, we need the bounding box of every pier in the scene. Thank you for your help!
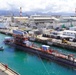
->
[0,29,12,36]
[51,39,76,50]
[29,35,76,51]
[0,63,19,75]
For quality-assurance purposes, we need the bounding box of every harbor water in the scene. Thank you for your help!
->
[0,33,76,75]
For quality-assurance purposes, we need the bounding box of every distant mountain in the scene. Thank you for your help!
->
[0,10,75,16]
[0,10,18,16]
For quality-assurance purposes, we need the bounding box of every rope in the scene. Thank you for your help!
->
[35,50,50,75]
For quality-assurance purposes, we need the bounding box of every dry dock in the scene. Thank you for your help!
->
[0,63,19,75]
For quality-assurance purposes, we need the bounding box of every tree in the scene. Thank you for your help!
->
[70,24,73,27]
[62,24,66,28]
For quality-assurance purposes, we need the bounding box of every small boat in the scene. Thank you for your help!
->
[0,47,4,51]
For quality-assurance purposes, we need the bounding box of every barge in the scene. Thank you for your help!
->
[4,30,76,68]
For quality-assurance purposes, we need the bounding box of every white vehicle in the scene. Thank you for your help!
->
[60,30,76,39]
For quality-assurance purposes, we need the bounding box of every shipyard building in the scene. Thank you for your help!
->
[29,15,76,29]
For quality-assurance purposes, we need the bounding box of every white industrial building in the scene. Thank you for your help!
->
[29,15,76,29]
[29,15,60,29]
[59,16,76,27]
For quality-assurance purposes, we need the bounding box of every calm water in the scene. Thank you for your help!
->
[0,33,76,75]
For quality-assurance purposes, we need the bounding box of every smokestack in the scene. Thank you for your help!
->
[20,7,22,17]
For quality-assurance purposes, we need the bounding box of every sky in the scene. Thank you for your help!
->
[0,0,76,13]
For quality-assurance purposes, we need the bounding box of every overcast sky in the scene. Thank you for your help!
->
[0,0,76,13]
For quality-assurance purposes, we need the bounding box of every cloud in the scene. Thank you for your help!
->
[0,0,76,13]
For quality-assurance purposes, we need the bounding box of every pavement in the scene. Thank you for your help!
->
[0,63,19,75]
[0,69,8,75]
